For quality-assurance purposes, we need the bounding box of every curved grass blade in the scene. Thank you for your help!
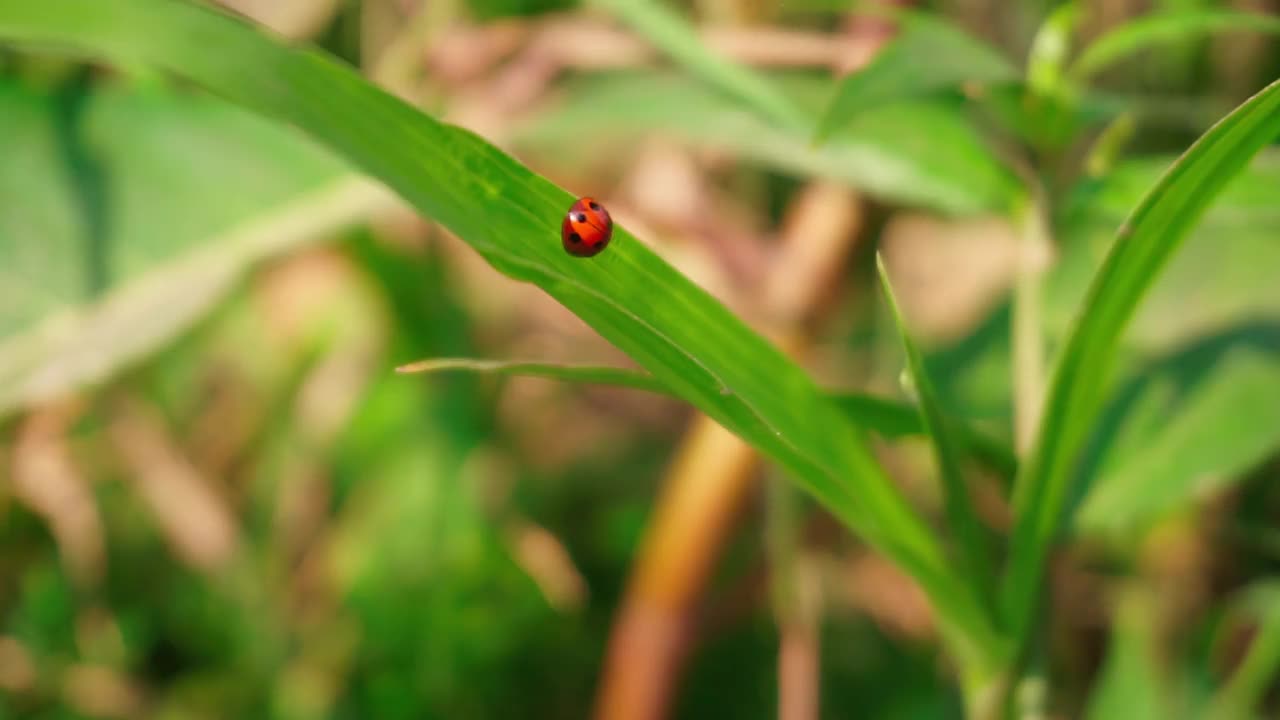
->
[877,255,996,616]
[0,0,1003,665]
[1002,78,1280,645]
[1070,10,1280,82]
[396,358,672,393]
[815,10,1019,143]
[589,0,808,131]
[396,357,1019,478]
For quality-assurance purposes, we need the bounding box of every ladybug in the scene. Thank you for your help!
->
[561,197,613,257]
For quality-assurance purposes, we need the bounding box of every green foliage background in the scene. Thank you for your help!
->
[1,0,1279,718]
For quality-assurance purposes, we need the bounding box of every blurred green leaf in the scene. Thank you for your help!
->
[1206,583,1280,719]
[0,0,1004,666]
[1070,10,1280,83]
[1077,341,1280,537]
[1002,77,1280,644]
[877,255,996,615]
[0,78,394,416]
[1026,2,1081,99]
[814,11,1019,142]
[517,72,1021,215]
[589,0,808,130]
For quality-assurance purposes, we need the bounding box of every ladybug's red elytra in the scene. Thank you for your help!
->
[561,197,613,257]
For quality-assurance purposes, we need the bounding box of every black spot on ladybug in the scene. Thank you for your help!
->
[568,232,582,244]
[575,213,587,223]
[588,201,600,210]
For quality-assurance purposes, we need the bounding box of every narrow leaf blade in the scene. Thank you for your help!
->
[1070,10,1280,82]
[877,254,996,615]
[1003,78,1280,642]
[394,357,1019,479]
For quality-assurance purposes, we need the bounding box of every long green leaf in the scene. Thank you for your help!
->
[396,358,672,393]
[1070,10,1280,83]
[395,357,1019,477]
[814,11,1019,142]
[876,255,996,618]
[589,0,808,131]
[0,0,1003,665]
[1002,78,1280,645]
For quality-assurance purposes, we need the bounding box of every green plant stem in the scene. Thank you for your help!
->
[1012,197,1049,456]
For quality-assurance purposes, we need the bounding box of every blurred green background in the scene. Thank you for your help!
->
[2,0,1280,718]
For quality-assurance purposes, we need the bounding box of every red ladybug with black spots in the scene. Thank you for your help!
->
[561,197,613,257]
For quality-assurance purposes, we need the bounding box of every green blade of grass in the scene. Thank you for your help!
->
[876,254,996,618]
[814,11,1019,143]
[396,358,673,393]
[0,0,1004,666]
[589,0,808,131]
[395,357,1019,478]
[1002,78,1280,646]
[1069,10,1280,83]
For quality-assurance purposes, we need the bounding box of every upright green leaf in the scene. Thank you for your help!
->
[1002,78,1280,645]
[815,11,1019,142]
[0,0,1003,667]
[877,255,996,616]
[1052,152,1280,352]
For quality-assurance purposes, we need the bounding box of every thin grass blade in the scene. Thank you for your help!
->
[1070,10,1280,82]
[395,357,1019,478]
[1002,78,1280,644]
[877,254,997,615]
